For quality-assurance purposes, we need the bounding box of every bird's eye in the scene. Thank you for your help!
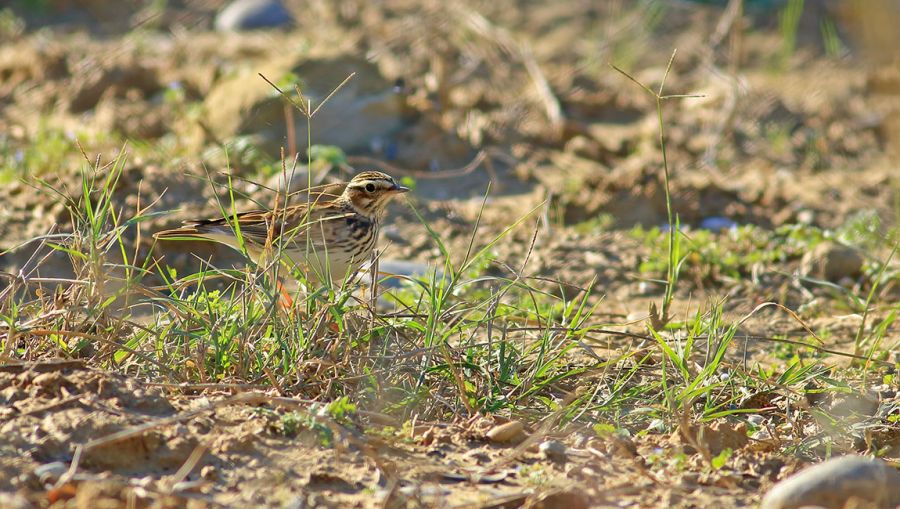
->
[365,183,376,193]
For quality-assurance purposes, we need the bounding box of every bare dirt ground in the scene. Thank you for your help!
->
[1,0,899,508]
[2,360,803,508]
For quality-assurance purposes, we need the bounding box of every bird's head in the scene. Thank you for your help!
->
[342,171,409,216]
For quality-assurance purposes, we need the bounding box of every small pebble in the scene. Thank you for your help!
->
[747,414,766,426]
[699,216,738,231]
[761,456,900,509]
[796,209,815,224]
[200,465,219,481]
[751,429,772,440]
[539,440,567,461]
[486,420,525,443]
[799,242,864,282]
[215,0,293,31]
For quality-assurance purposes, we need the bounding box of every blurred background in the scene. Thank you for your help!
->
[1,0,899,284]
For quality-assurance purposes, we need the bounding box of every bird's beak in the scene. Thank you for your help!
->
[392,184,410,194]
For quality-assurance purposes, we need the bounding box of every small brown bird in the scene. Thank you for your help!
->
[154,171,409,283]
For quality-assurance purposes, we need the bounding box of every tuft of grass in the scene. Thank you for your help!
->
[819,17,847,58]
[0,125,73,184]
[610,50,703,326]
[777,0,805,69]
[0,120,126,184]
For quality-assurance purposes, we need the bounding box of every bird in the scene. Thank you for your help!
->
[153,171,409,285]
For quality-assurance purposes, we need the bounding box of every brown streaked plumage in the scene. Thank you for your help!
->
[154,171,408,282]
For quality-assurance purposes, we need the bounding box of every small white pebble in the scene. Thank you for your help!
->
[486,421,525,443]
[751,429,771,440]
[539,440,567,461]
[747,414,766,426]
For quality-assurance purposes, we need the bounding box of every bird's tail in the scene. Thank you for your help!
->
[153,221,224,241]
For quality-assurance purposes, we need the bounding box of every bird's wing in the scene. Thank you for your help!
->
[152,208,281,248]
[287,181,347,201]
[275,202,355,249]
[154,200,352,252]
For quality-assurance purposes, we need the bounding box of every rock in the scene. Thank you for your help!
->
[215,0,293,31]
[751,428,772,440]
[800,242,864,282]
[204,54,408,155]
[761,456,900,509]
[486,420,525,443]
[747,414,766,426]
[539,440,567,462]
